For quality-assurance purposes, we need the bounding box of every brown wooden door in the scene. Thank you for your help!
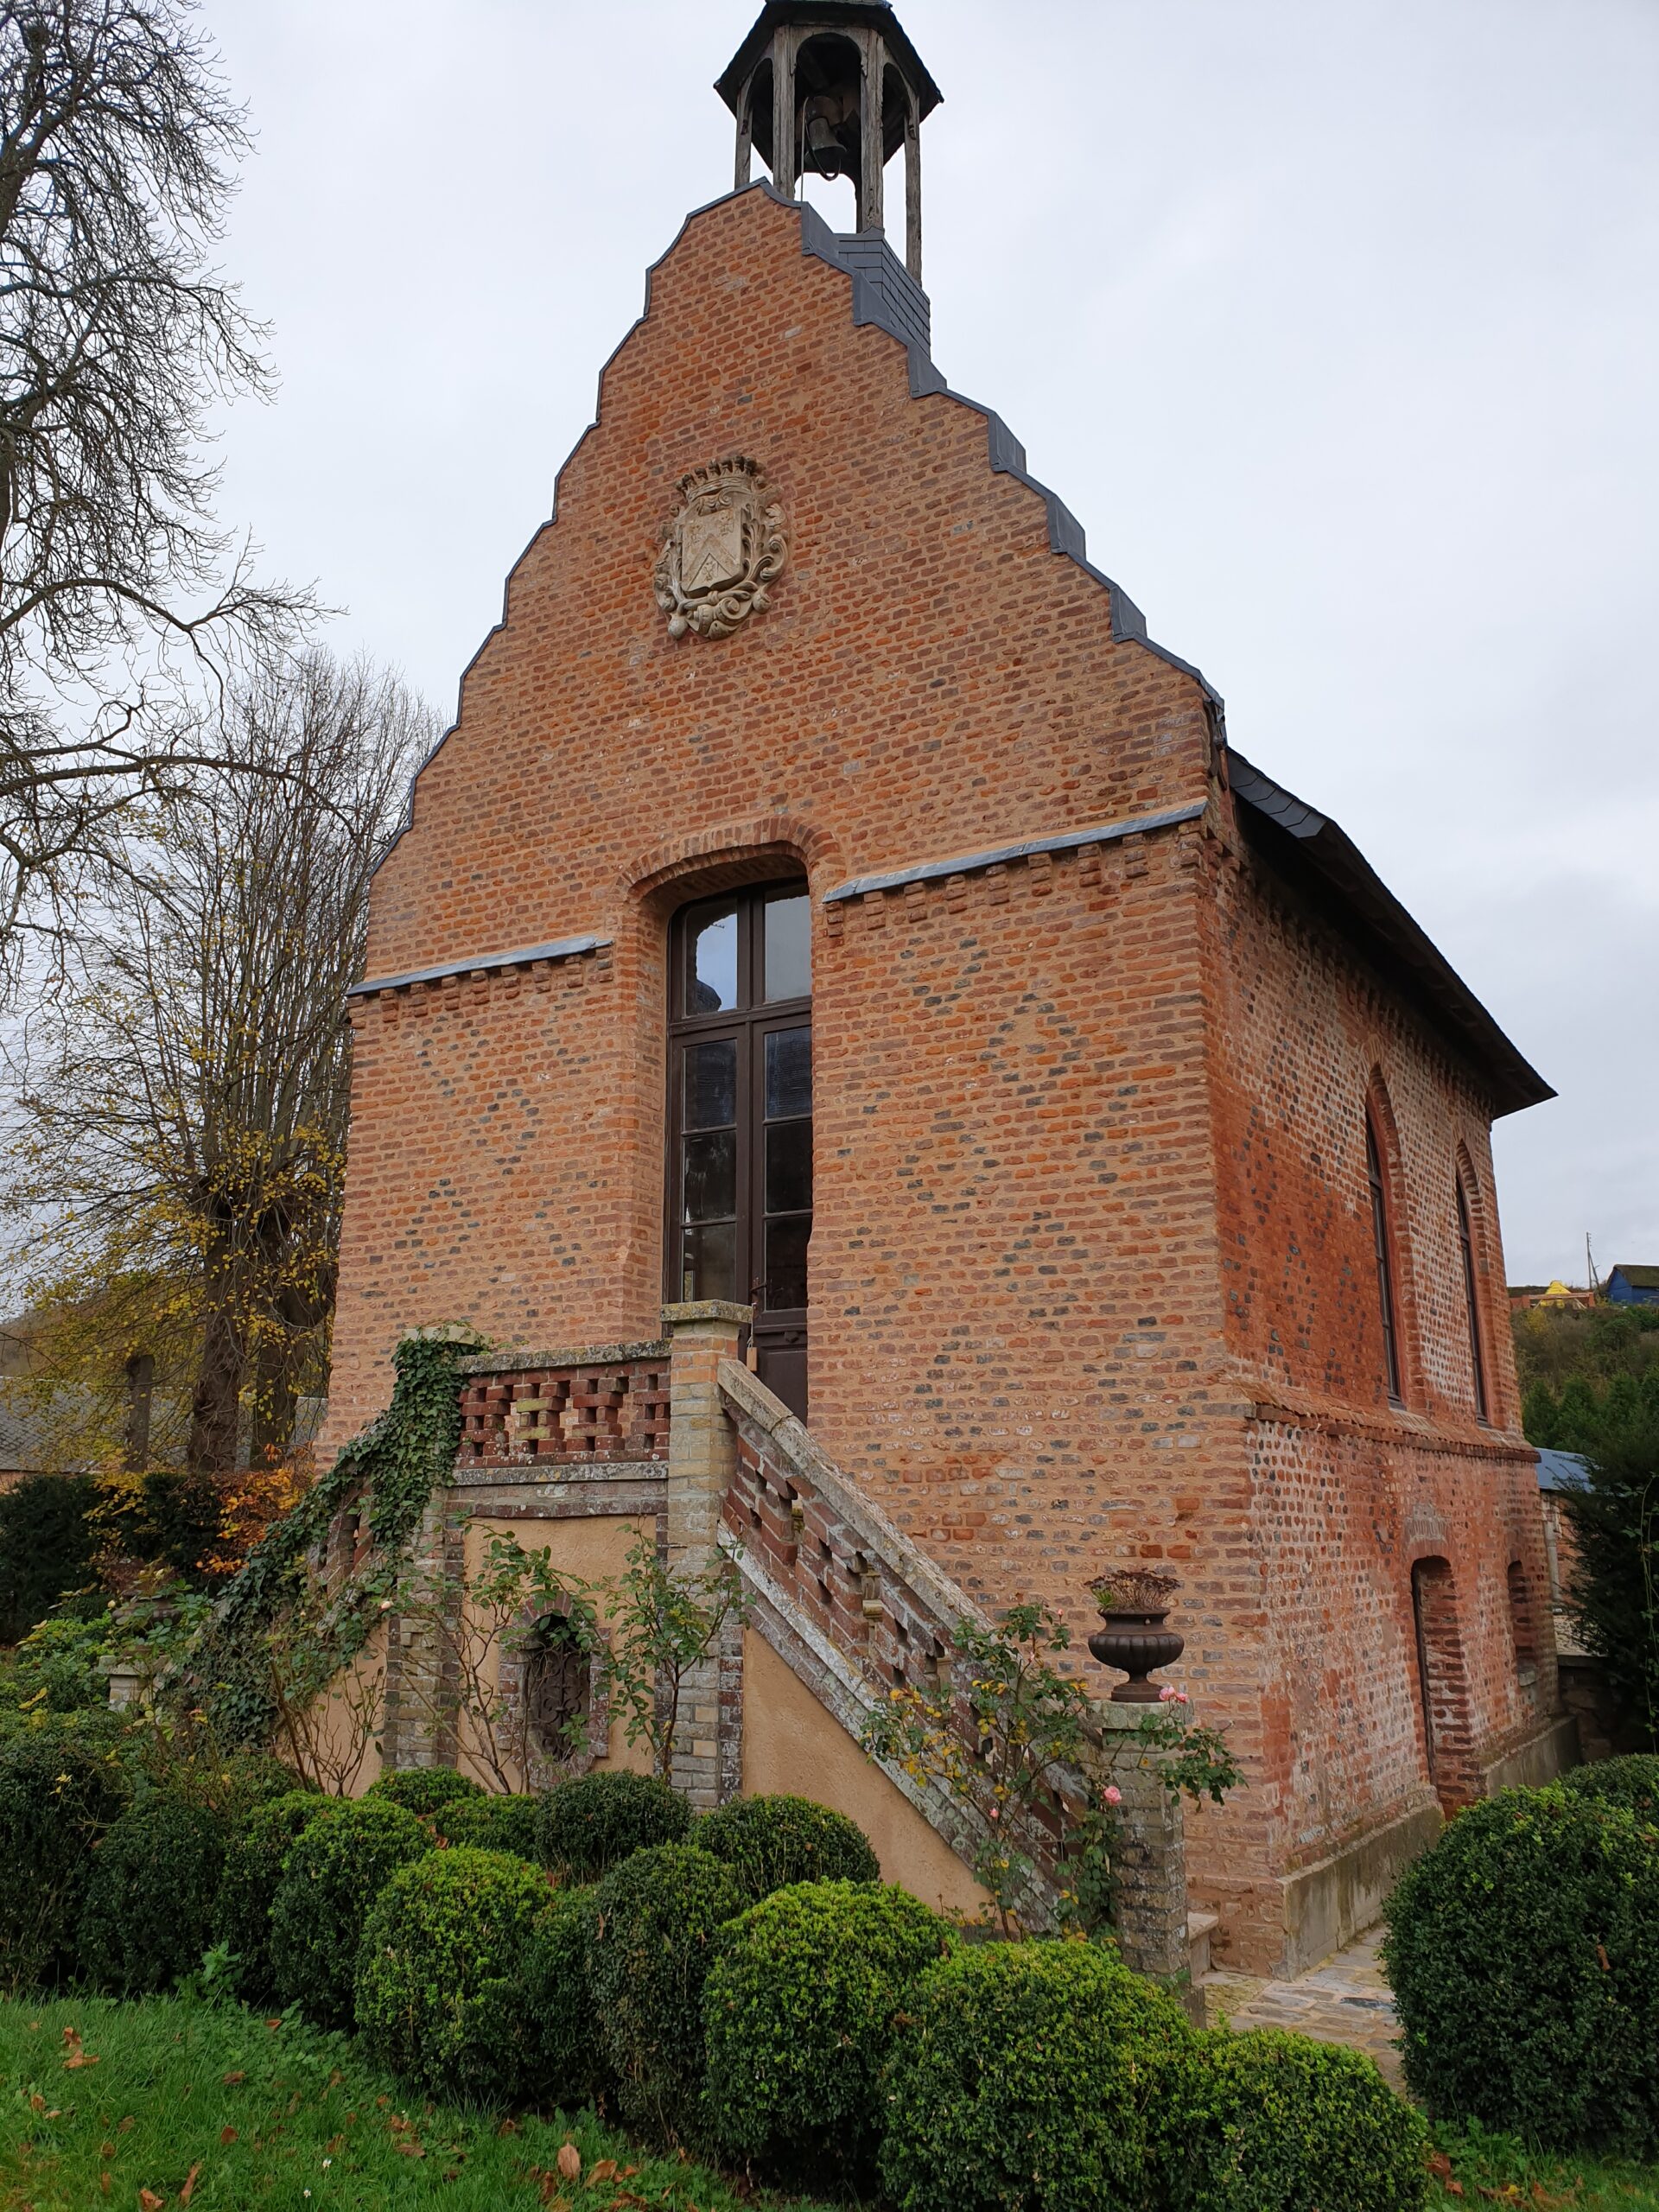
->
[667,885,812,1419]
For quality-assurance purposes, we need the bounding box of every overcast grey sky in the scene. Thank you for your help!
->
[204,0,1657,1289]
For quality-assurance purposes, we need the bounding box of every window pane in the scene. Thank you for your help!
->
[765,1216,810,1312]
[683,1039,737,1130]
[763,893,811,1002]
[766,1119,812,1214]
[683,1128,736,1224]
[686,903,738,1014]
[766,1027,812,1120]
[681,1221,736,1303]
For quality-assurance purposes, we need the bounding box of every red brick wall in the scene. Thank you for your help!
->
[327,184,1550,1967]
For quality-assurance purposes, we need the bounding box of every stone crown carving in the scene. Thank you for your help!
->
[654,456,788,641]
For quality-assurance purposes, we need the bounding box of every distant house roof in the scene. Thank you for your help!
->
[1610,1264,1659,1290]
[1535,1447,1591,1493]
[1226,752,1553,1119]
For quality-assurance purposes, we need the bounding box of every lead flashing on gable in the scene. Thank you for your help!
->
[346,933,611,1000]
[822,800,1208,903]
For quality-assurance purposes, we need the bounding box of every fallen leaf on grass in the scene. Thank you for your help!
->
[221,2072,245,2085]
[557,2143,582,2181]
[138,2192,164,2210]
[394,2140,426,2159]
[497,2117,520,2138]
[589,2159,618,2183]
[28,2094,42,2113]
[100,2173,110,2196]
[179,2164,201,2204]
[63,2050,99,2069]
[219,2127,237,2146]
[99,2140,114,2158]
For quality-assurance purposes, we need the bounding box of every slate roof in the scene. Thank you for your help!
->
[1226,752,1554,1120]
[0,1390,92,1476]
[1535,1447,1591,1493]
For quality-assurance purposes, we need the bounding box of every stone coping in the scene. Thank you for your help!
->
[456,1339,670,1378]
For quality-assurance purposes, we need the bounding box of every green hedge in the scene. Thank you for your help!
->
[270,1796,431,2029]
[696,1794,880,1903]
[0,1733,130,1991]
[214,1790,339,2000]
[587,1841,743,2142]
[433,1793,543,1861]
[1562,1756,1659,1821]
[1153,2028,1428,2212]
[879,1940,1194,2212]
[77,1796,229,1996]
[366,1767,484,1817]
[540,1770,690,1881]
[522,1883,607,2108]
[356,1847,554,2104]
[703,1879,952,2184]
[1383,1786,1659,2153]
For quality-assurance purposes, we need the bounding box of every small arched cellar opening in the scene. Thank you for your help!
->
[1410,1556,1480,1812]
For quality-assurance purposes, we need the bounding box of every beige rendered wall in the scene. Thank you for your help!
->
[455,1513,655,1788]
[313,1617,386,1797]
[741,1629,988,1917]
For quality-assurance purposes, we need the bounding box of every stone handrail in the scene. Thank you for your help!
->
[454,1341,671,1469]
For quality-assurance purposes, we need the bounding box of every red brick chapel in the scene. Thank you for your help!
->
[325,1,1567,1972]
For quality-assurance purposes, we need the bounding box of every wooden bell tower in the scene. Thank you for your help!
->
[715,1,943,283]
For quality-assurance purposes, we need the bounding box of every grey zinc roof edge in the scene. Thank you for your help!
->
[347,934,610,1000]
[371,180,1221,882]
[821,799,1208,903]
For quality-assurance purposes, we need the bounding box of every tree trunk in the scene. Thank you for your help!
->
[188,1303,242,1476]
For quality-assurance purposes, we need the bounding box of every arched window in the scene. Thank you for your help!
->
[524,1614,593,1768]
[1366,1112,1403,1405]
[1456,1176,1490,1423]
[1410,1557,1478,1809]
[1506,1560,1538,1696]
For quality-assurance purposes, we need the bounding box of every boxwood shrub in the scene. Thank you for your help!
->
[366,1766,484,1817]
[270,1796,431,2028]
[539,1770,690,1881]
[1382,1786,1659,2153]
[586,1840,743,2141]
[696,1794,880,1903]
[1562,1755,1659,1821]
[703,1879,952,2184]
[356,1845,554,2103]
[1152,2028,1429,2212]
[879,1939,1194,2212]
[433,1792,543,1861]
[78,1796,229,1996]
[0,1732,129,1991]
[522,1881,608,2107]
[214,1789,340,1999]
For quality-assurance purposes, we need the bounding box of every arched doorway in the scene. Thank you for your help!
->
[667,882,812,1418]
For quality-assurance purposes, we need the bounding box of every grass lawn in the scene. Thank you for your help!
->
[0,1995,834,2212]
[1428,2121,1659,2209]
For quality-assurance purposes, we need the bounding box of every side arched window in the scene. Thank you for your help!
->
[1456,1175,1490,1423]
[1366,1111,1403,1405]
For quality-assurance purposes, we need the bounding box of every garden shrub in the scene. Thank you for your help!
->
[0,1473,99,1641]
[367,1766,484,1817]
[522,1881,608,2107]
[0,1732,129,1989]
[586,1841,743,2141]
[879,1939,1194,2212]
[169,1748,304,1821]
[0,1613,111,1717]
[696,1793,880,1903]
[1562,1755,1659,1821]
[539,1770,690,1881]
[77,1795,229,1996]
[356,1846,554,2104]
[270,1795,430,2028]
[1152,2028,1429,2212]
[703,1879,952,2184]
[433,1792,543,1860]
[215,1789,340,1999]
[1382,1786,1659,2153]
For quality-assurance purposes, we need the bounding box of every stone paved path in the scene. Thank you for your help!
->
[1204,1929,1403,2087]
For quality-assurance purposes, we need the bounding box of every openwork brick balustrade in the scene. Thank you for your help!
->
[455,1346,671,1467]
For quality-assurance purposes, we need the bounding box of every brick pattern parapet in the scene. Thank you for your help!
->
[454,1344,671,1470]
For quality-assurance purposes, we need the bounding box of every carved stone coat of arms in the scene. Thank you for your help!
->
[654,458,788,640]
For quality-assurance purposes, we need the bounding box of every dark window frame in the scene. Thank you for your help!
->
[1366,1111,1404,1407]
[664,883,812,1324]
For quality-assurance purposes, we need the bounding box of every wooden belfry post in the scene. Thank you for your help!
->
[715,1,943,283]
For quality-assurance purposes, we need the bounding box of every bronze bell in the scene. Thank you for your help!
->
[802,92,852,177]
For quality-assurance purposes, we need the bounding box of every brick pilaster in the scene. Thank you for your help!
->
[663,1300,750,1810]
[1086,1704,1196,2015]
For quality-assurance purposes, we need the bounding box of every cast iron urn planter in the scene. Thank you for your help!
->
[1088,1569,1184,1703]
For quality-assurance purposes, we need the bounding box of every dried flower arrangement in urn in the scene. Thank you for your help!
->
[1087,1569,1184,1703]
